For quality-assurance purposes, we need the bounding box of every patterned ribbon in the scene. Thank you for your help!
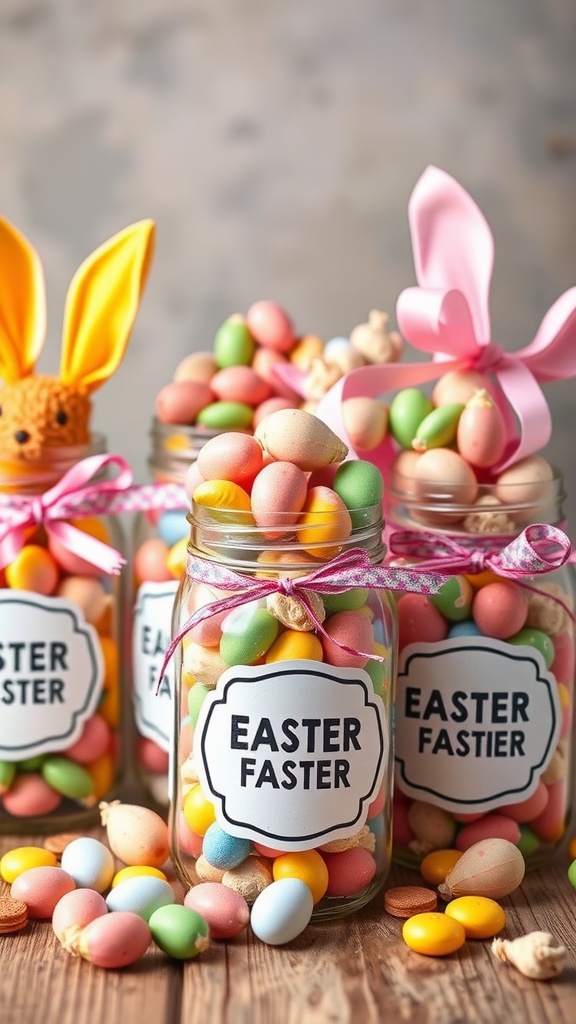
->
[0,453,189,574]
[157,547,446,691]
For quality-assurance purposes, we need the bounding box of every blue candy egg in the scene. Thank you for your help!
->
[157,510,189,547]
[250,878,314,945]
[106,876,176,921]
[202,822,252,870]
[448,620,482,638]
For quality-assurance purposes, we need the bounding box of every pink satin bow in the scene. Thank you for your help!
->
[313,166,576,473]
[157,547,446,691]
[0,453,134,573]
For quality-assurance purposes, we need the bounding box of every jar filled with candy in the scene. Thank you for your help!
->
[168,409,400,920]
[0,213,154,831]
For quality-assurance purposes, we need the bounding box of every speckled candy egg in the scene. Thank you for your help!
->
[472,581,528,639]
[184,882,250,939]
[321,610,375,669]
[246,300,295,353]
[197,432,263,488]
[210,365,271,406]
[413,448,478,508]
[456,390,507,469]
[52,888,109,945]
[60,837,115,893]
[11,866,76,918]
[155,380,214,424]
[397,594,449,649]
[250,461,308,536]
[494,455,555,507]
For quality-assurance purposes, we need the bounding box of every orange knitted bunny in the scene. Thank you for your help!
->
[0,216,155,460]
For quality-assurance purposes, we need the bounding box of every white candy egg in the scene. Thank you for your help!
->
[250,878,314,945]
[106,876,176,921]
[60,837,115,893]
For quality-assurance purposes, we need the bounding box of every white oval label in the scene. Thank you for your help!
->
[132,581,178,752]
[0,590,104,759]
[395,636,562,813]
[194,660,387,851]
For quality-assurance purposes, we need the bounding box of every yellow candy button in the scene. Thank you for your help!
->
[402,912,466,956]
[445,896,506,939]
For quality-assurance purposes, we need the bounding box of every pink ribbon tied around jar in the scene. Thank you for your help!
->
[311,166,576,474]
[156,546,447,691]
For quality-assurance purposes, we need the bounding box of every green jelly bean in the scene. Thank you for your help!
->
[149,904,210,959]
[332,461,384,529]
[518,825,540,858]
[323,588,369,615]
[220,608,279,666]
[188,683,212,725]
[568,859,576,890]
[213,317,255,368]
[363,656,386,696]
[389,389,434,449]
[508,627,554,668]
[17,755,46,772]
[412,403,464,452]
[41,756,95,800]
[197,401,254,430]
[0,760,16,791]
[430,576,473,622]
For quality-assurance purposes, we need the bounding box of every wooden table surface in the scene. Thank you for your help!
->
[1,827,575,1024]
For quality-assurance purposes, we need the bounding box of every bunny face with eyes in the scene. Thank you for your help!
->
[0,215,155,461]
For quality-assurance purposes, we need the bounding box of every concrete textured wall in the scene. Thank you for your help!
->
[1,0,575,522]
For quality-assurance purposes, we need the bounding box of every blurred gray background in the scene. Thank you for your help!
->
[1,0,576,523]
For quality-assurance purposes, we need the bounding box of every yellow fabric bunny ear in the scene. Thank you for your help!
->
[59,219,155,393]
[0,215,46,382]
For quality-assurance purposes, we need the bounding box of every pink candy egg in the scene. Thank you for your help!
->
[186,583,230,646]
[321,610,374,669]
[397,594,449,649]
[551,631,575,688]
[197,433,263,489]
[2,773,62,817]
[52,888,109,944]
[322,848,377,897]
[413,448,478,508]
[137,736,170,774]
[501,781,549,823]
[246,300,295,353]
[210,366,271,407]
[472,581,528,639]
[56,576,108,624]
[134,538,174,584]
[155,380,214,425]
[11,866,76,918]
[432,370,493,407]
[184,461,206,500]
[173,351,217,384]
[184,882,250,939]
[252,397,298,429]
[74,911,151,968]
[251,348,300,402]
[456,390,507,469]
[64,713,111,764]
[530,779,567,843]
[494,455,554,507]
[455,814,521,851]
[250,462,308,536]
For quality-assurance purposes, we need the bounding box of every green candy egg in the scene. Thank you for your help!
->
[363,655,386,696]
[389,389,434,449]
[188,683,212,725]
[220,606,279,665]
[17,755,46,772]
[430,575,473,622]
[412,403,464,452]
[213,317,255,368]
[508,627,554,668]
[322,587,369,615]
[41,756,95,800]
[196,401,254,430]
[0,760,16,791]
[518,825,540,858]
[568,858,576,890]
[332,461,384,528]
[149,903,210,959]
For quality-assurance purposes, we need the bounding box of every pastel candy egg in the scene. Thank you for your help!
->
[342,397,389,452]
[250,878,314,945]
[184,882,250,939]
[48,517,111,577]
[250,461,308,536]
[155,380,214,424]
[265,630,324,662]
[507,626,554,668]
[193,479,253,517]
[456,390,507,468]
[202,822,252,870]
[184,461,205,500]
[100,800,170,867]
[389,448,422,497]
[413,448,478,509]
[220,603,279,665]
[196,400,254,431]
[322,587,369,615]
[2,773,62,817]
[412,403,464,453]
[500,782,549,823]
[186,584,229,647]
[448,620,482,638]
[272,850,329,904]
[197,433,263,488]
[430,576,473,622]
[246,300,295,353]
[112,865,168,886]
[389,389,434,449]
[56,576,108,624]
[60,837,115,892]
[321,610,374,669]
[397,594,449,649]
[214,316,255,368]
[251,348,300,402]
[137,737,170,774]
[41,756,95,801]
[52,888,108,945]
[157,510,189,547]
[455,814,521,851]
[432,370,493,407]
[64,713,111,764]
[332,460,384,528]
[106,876,175,920]
[0,760,16,794]
[322,847,377,897]
[72,912,152,968]
[494,455,554,507]
[402,912,466,956]
[6,544,59,594]
[254,409,348,470]
[1,846,58,883]
[149,903,210,959]
[11,866,76,918]
[183,784,216,836]
[472,582,528,639]
[252,396,299,429]
[173,350,217,384]
[530,779,568,843]
[134,538,173,583]
[210,365,271,406]
[296,486,352,557]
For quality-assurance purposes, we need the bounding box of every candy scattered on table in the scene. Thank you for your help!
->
[437,839,525,901]
[384,885,437,918]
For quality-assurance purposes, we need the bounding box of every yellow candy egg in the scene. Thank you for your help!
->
[112,865,168,887]
[193,479,253,518]
[183,783,216,836]
[6,545,59,594]
[0,845,58,883]
[167,538,188,579]
[265,630,324,663]
[272,850,329,904]
[296,486,352,558]
[445,895,506,939]
[420,849,463,886]
[402,912,466,956]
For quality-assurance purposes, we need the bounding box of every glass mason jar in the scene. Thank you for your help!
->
[0,437,125,833]
[387,465,574,869]
[169,499,396,920]
[131,418,220,807]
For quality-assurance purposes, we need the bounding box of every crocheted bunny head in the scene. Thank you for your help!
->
[0,217,155,461]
